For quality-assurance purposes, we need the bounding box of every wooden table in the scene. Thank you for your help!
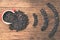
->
[0,0,60,40]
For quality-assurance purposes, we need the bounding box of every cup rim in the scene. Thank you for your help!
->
[2,10,15,24]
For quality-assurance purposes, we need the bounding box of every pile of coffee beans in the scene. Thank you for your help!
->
[3,10,29,32]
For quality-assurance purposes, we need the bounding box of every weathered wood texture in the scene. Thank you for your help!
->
[0,0,60,40]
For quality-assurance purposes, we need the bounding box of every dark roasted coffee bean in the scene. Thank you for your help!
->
[9,24,14,30]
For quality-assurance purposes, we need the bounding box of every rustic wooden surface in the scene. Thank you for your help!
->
[0,0,60,40]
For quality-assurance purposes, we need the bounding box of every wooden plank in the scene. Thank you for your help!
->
[0,0,60,40]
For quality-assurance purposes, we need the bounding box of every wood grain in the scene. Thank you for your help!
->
[0,0,60,40]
